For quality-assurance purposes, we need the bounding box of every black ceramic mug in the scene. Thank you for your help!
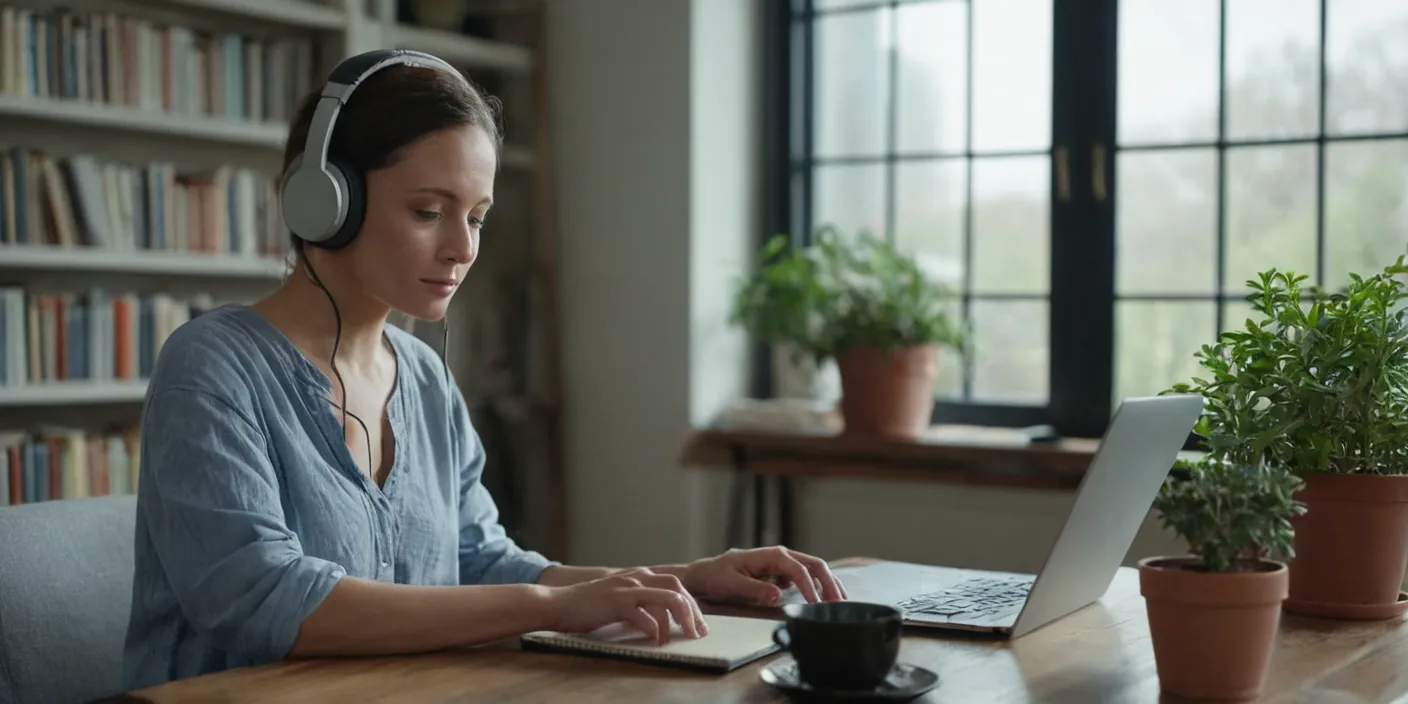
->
[771,601,903,691]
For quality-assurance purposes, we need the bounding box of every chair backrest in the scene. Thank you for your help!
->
[0,496,137,704]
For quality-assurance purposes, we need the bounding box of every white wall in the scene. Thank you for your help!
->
[547,0,752,567]
[684,0,759,560]
[546,0,1184,572]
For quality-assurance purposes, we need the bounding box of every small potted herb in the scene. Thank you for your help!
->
[1139,455,1304,701]
[729,226,965,437]
[1170,258,1408,620]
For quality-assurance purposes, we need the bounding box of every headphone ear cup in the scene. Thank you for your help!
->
[313,156,367,250]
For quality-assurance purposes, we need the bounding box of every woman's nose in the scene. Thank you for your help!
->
[443,226,476,265]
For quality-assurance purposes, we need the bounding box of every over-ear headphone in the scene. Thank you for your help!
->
[281,49,467,250]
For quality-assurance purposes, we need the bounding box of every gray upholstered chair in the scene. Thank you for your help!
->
[0,496,137,704]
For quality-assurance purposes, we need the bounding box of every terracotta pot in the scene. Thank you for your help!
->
[835,345,937,438]
[1284,473,1408,620]
[1139,556,1287,702]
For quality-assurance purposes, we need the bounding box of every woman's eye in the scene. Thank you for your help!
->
[469,216,486,227]
[415,209,442,222]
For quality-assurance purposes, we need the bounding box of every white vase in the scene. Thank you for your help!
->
[771,343,841,403]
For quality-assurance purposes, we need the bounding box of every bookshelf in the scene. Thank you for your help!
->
[0,380,148,406]
[0,95,290,146]
[386,22,531,73]
[1,245,285,278]
[150,0,347,29]
[0,0,566,558]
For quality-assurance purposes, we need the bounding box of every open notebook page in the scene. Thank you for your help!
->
[520,613,782,673]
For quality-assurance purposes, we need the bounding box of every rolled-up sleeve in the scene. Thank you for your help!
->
[139,386,345,664]
[454,392,558,585]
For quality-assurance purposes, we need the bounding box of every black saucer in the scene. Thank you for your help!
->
[759,657,940,702]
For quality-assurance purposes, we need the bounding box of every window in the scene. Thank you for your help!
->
[768,0,1408,438]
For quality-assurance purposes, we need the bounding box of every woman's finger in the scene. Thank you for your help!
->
[644,573,708,637]
[645,604,674,645]
[621,605,661,644]
[766,548,821,602]
[792,553,847,602]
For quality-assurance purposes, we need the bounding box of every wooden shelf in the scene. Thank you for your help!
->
[0,246,286,279]
[157,0,346,30]
[388,23,533,74]
[0,381,148,406]
[0,95,286,148]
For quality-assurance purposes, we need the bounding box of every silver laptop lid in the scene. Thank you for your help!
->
[1009,394,1204,637]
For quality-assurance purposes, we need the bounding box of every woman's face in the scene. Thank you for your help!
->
[350,124,496,322]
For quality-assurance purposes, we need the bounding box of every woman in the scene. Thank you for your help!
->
[121,50,846,691]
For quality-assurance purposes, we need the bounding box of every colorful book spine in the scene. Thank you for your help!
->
[0,287,215,387]
[0,145,288,258]
[0,4,316,124]
[0,427,141,505]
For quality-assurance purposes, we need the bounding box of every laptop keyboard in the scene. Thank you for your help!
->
[896,576,1033,619]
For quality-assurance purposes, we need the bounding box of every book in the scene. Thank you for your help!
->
[519,614,782,674]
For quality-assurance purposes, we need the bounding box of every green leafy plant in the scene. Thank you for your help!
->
[1167,256,1408,476]
[1154,456,1305,572]
[728,225,966,364]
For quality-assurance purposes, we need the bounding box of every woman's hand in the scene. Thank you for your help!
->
[543,567,709,645]
[679,546,849,606]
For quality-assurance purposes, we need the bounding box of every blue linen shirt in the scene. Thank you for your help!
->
[120,304,557,691]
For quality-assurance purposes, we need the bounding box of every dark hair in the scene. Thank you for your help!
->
[281,63,503,255]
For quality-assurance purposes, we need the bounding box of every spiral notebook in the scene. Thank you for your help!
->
[519,614,782,673]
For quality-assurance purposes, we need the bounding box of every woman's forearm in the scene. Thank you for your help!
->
[287,576,554,658]
[536,564,614,586]
[536,563,695,587]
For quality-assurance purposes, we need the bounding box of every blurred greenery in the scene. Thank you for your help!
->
[728,226,966,365]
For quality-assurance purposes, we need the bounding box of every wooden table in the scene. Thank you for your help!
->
[115,559,1408,703]
[680,426,1103,549]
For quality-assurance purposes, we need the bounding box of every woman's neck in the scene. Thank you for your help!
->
[253,257,392,373]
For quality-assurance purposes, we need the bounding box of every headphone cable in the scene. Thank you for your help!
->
[303,258,375,477]
[443,320,451,436]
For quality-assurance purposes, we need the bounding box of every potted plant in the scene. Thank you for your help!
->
[1140,455,1304,701]
[1169,257,1408,620]
[729,226,965,437]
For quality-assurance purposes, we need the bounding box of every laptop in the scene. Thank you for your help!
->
[823,394,1204,639]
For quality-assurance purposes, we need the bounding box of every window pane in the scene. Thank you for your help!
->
[1222,298,1259,334]
[1114,301,1216,401]
[1325,139,1408,289]
[1118,0,1220,146]
[971,156,1049,295]
[971,299,1048,405]
[1327,0,1408,136]
[895,1,967,154]
[1225,0,1321,140]
[813,8,892,158]
[894,160,966,290]
[815,0,883,10]
[1116,149,1218,295]
[812,164,886,241]
[1223,145,1318,291]
[971,0,1051,152]
[935,332,964,402]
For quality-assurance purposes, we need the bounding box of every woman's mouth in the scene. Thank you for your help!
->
[422,278,458,297]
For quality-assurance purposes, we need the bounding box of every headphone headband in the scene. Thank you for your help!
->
[299,49,462,178]
[282,49,466,249]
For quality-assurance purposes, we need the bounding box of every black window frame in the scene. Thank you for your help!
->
[766,0,1408,441]
[764,0,1117,439]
